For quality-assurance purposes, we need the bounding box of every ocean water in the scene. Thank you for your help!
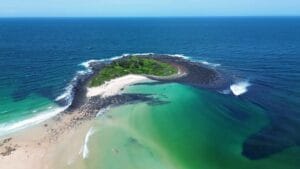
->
[0,17,300,167]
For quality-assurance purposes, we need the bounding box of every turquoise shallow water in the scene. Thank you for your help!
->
[0,88,53,123]
[66,83,300,169]
[0,87,61,135]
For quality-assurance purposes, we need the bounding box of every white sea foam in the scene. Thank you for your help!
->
[55,68,93,106]
[54,79,75,105]
[80,55,133,69]
[168,54,190,59]
[96,107,110,117]
[199,60,221,67]
[82,127,95,159]
[0,106,67,137]
[79,55,126,69]
[79,59,100,69]
[77,70,89,75]
[123,53,190,60]
[126,53,154,56]
[230,81,251,96]
[55,87,72,102]
[110,55,127,60]
[166,54,221,67]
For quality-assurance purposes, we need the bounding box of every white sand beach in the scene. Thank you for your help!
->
[86,74,152,98]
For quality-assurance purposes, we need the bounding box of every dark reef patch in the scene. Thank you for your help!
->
[242,109,300,160]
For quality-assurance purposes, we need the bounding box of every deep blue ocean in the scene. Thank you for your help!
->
[0,17,299,161]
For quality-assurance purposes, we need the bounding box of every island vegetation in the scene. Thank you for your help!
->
[89,56,177,87]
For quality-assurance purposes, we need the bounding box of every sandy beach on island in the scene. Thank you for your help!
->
[86,74,152,98]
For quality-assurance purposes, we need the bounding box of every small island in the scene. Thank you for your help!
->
[83,54,221,98]
[89,56,178,87]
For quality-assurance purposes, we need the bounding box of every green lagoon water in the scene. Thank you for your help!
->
[67,83,300,169]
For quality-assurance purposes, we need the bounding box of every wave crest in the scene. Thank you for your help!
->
[79,59,100,69]
[230,81,251,96]
[0,106,68,137]
[82,127,95,159]
[199,60,221,67]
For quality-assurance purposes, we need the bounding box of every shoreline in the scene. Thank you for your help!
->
[0,54,224,169]
[86,74,153,98]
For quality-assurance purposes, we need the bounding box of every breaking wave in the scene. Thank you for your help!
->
[82,127,95,159]
[55,69,92,106]
[230,81,251,96]
[79,59,100,69]
[199,60,221,67]
[0,106,67,137]
[96,107,111,117]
